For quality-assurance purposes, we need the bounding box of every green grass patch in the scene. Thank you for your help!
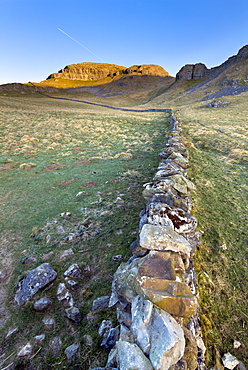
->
[177,93,248,366]
[0,94,170,369]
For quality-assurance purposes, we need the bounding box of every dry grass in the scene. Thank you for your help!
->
[0,93,170,369]
[173,92,248,366]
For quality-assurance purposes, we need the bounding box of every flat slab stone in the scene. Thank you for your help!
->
[139,224,191,258]
[138,257,176,281]
[148,250,187,273]
[135,277,197,318]
[15,263,57,305]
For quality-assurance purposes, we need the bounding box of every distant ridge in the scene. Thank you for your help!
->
[47,62,170,81]
[176,45,248,81]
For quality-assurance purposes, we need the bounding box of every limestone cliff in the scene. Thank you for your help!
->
[176,63,210,81]
[47,62,170,81]
[175,45,248,81]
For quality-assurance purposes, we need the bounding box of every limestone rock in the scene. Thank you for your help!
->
[233,340,241,349]
[237,362,247,370]
[57,282,73,306]
[34,297,52,312]
[34,334,45,342]
[134,276,197,317]
[109,259,139,308]
[112,254,123,261]
[64,264,82,278]
[148,308,185,370]
[23,256,37,265]
[116,340,154,370]
[119,324,135,343]
[65,307,82,323]
[138,256,176,280]
[222,353,240,369]
[101,327,119,350]
[116,304,132,327]
[131,296,153,354]
[49,336,62,356]
[176,63,209,80]
[15,263,57,305]
[92,295,110,311]
[149,193,193,213]
[139,224,192,258]
[125,64,170,77]
[146,202,197,234]
[83,334,94,346]
[17,342,33,357]
[5,327,18,339]
[130,238,148,257]
[65,279,78,290]
[106,347,118,368]
[180,327,198,369]
[65,343,79,360]
[143,175,194,201]
[42,316,56,329]
[98,320,113,336]
[58,248,74,260]
[148,250,187,273]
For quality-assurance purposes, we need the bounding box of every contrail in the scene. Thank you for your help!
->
[57,28,106,63]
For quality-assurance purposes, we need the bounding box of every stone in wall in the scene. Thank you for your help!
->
[139,224,192,258]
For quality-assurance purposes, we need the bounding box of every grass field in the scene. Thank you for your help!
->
[0,94,170,369]
[0,84,247,368]
[174,93,248,366]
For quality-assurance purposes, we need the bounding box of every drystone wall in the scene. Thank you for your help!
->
[98,113,206,370]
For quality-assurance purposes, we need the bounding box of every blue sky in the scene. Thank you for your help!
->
[1,0,247,84]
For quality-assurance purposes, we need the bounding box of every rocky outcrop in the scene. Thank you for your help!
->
[47,62,170,81]
[176,45,248,81]
[176,63,210,81]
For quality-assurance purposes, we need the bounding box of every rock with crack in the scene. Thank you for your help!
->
[133,276,197,317]
[130,296,153,354]
[117,297,185,370]
[146,201,197,234]
[129,255,197,317]
[148,307,185,370]
[15,263,57,305]
[64,264,82,278]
